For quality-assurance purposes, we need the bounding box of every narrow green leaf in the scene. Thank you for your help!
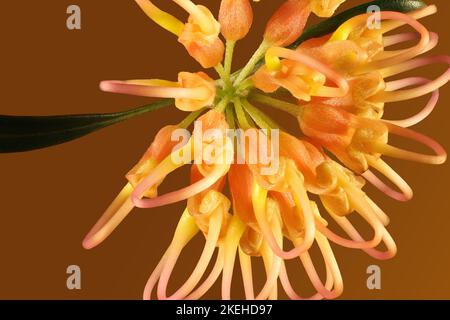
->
[0,99,173,153]
[290,0,427,48]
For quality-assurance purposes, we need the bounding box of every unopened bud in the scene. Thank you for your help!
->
[219,0,253,41]
[264,0,311,47]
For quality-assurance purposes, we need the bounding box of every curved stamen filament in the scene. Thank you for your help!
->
[366,197,390,226]
[315,232,343,298]
[334,216,397,260]
[319,163,386,249]
[135,0,185,36]
[132,139,233,208]
[293,232,343,300]
[259,243,278,300]
[265,47,349,98]
[331,11,431,72]
[157,208,222,300]
[251,185,308,260]
[100,80,211,100]
[364,13,430,71]
[310,181,383,249]
[279,261,328,300]
[256,221,283,300]
[133,162,230,208]
[371,122,447,165]
[364,229,397,261]
[374,55,450,103]
[382,77,439,127]
[143,209,199,300]
[377,32,438,62]
[186,247,225,300]
[252,162,316,260]
[315,213,383,250]
[146,239,226,300]
[238,247,255,300]
[143,250,168,300]
[82,183,135,249]
[130,140,190,204]
[381,5,437,34]
[383,32,418,47]
[222,217,246,300]
[363,156,413,202]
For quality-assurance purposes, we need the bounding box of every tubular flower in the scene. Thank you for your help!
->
[253,46,350,101]
[83,1,449,300]
[100,72,216,111]
[264,0,348,46]
[135,0,224,68]
[264,0,312,47]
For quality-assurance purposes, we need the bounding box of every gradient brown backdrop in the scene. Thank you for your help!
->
[0,0,449,299]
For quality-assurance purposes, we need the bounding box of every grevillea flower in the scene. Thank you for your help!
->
[81,0,449,300]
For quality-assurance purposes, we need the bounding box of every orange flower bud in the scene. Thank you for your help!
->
[219,0,253,41]
[299,103,354,147]
[264,0,311,47]
[228,164,256,228]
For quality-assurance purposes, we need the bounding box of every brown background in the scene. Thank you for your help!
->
[0,0,449,299]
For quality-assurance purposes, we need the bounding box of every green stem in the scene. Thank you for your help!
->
[241,99,280,130]
[233,99,252,130]
[237,78,255,94]
[215,97,230,113]
[214,64,227,81]
[249,93,302,117]
[234,40,270,86]
[224,41,236,85]
[225,105,236,129]
[178,108,206,129]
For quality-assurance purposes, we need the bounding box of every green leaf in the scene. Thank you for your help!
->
[290,0,427,48]
[0,99,173,153]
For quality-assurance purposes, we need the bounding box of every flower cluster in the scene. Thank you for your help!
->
[84,0,448,300]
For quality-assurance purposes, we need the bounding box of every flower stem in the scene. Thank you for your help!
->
[241,99,280,130]
[215,97,231,113]
[224,41,236,85]
[237,78,254,94]
[249,93,302,117]
[225,104,236,129]
[234,40,270,86]
[214,64,227,81]
[178,108,206,129]
[233,98,252,130]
